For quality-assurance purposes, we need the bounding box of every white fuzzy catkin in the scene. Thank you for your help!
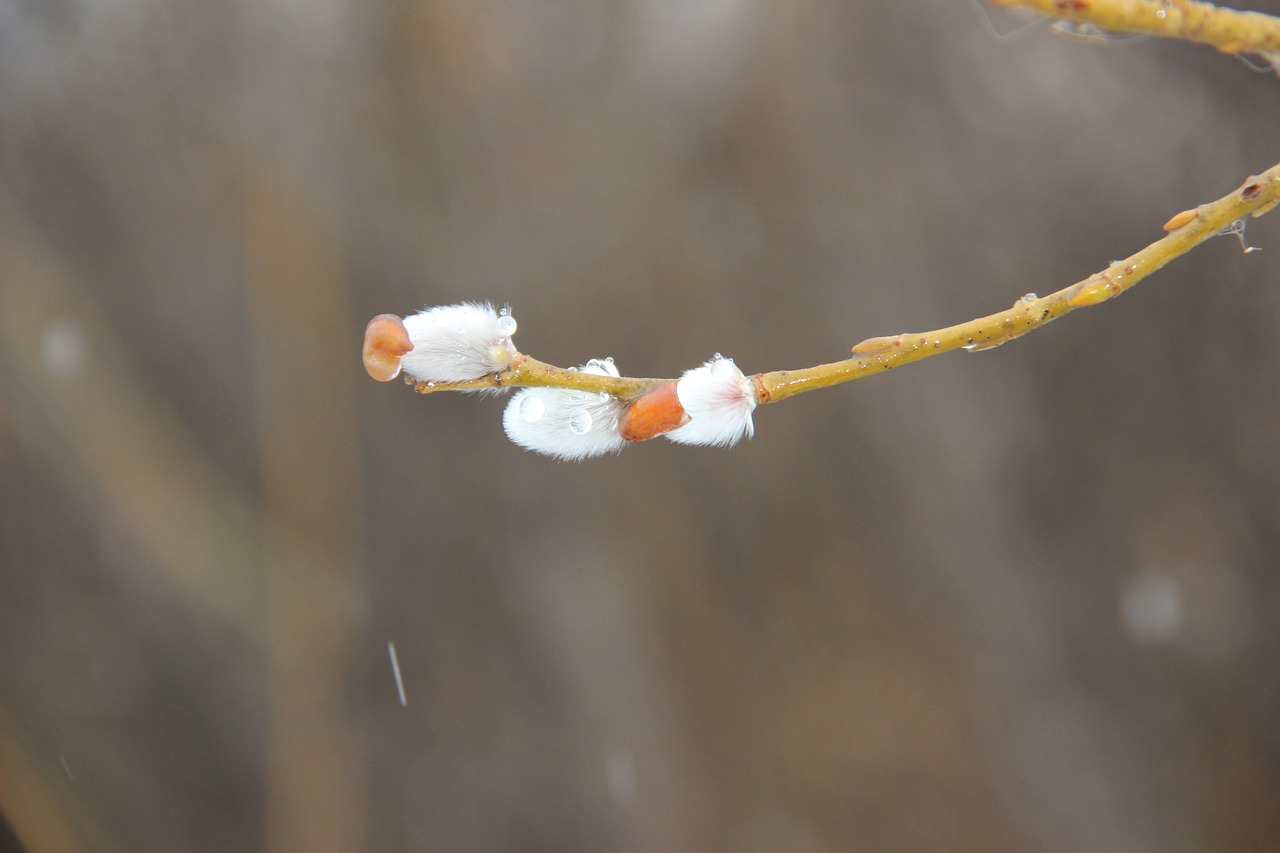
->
[664,356,756,447]
[399,302,518,384]
[503,359,627,460]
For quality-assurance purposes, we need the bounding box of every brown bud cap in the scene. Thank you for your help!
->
[363,313,413,381]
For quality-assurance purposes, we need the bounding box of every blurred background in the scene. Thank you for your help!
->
[2,1,1280,850]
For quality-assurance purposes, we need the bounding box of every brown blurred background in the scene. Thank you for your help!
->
[2,1,1280,850]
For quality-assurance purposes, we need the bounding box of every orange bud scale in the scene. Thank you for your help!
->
[363,313,413,381]
[618,381,690,442]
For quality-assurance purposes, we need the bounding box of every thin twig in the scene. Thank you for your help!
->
[987,0,1280,56]
[759,164,1280,403]
[409,356,666,396]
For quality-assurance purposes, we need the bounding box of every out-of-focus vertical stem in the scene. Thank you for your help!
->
[242,159,369,853]
[0,704,97,853]
[0,197,260,853]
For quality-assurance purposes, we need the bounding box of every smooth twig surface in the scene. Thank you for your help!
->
[760,164,1280,402]
[988,0,1280,56]
[413,163,1280,406]
[409,356,667,396]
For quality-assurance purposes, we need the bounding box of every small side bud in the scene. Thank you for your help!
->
[399,302,519,386]
[363,314,413,381]
[664,356,757,447]
[850,334,902,356]
[1163,208,1197,231]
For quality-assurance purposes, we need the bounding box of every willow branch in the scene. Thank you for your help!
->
[408,163,1280,407]
[988,0,1280,58]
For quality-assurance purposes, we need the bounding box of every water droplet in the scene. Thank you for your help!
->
[519,395,544,422]
[1020,292,1038,303]
[497,313,517,336]
[709,357,738,379]
[42,317,85,377]
[1123,572,1182,644]
[1217,218,1260,253]
[568,409,592,434]
[963,338,1009,353]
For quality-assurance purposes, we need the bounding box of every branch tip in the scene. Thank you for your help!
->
[363,313,412,381]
